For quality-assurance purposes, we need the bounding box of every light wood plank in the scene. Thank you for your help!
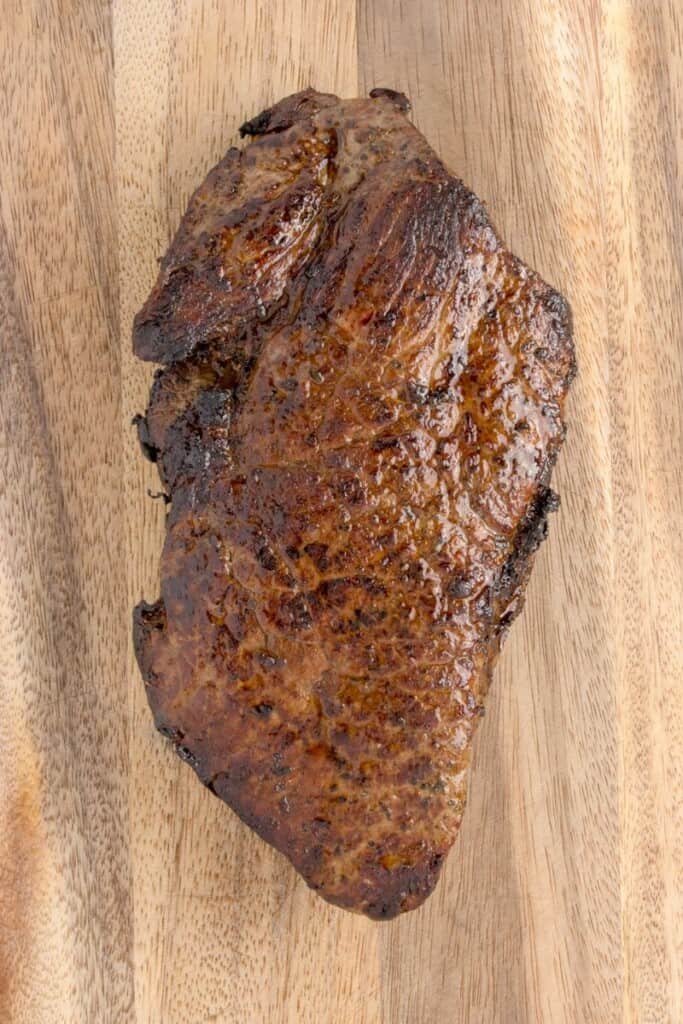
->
[0,2,132,1022]
[601,3,683,1020]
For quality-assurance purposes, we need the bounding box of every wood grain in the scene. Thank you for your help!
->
[1,1,681,1021]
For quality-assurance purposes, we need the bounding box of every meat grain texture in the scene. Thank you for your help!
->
[133,88,575,919]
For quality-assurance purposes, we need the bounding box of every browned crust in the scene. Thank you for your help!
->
[132,89,575,918]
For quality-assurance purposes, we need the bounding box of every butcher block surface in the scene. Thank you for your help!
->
[0,2,681,1022]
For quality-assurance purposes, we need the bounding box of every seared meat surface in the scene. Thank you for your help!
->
[133,88,575,919]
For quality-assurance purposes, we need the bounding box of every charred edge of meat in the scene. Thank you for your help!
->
[369,88,411,113]
[132,267,203,364]
[147,489,171,503]
[239,88,337,137]
[544,287,577,388]
[207,765,444,920]
[239,108,286,138]
[492,484,561,632]
[132,598,166,670]
[356,854,445,921]
[132,413,159,462]
[544,286,573,337]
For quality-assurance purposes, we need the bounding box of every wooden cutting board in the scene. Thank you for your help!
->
[1,2,681,1021]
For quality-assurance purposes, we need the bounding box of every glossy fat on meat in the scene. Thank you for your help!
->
[132,88,575,919]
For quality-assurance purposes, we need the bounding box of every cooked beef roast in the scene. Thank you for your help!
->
[133,88,575,919]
